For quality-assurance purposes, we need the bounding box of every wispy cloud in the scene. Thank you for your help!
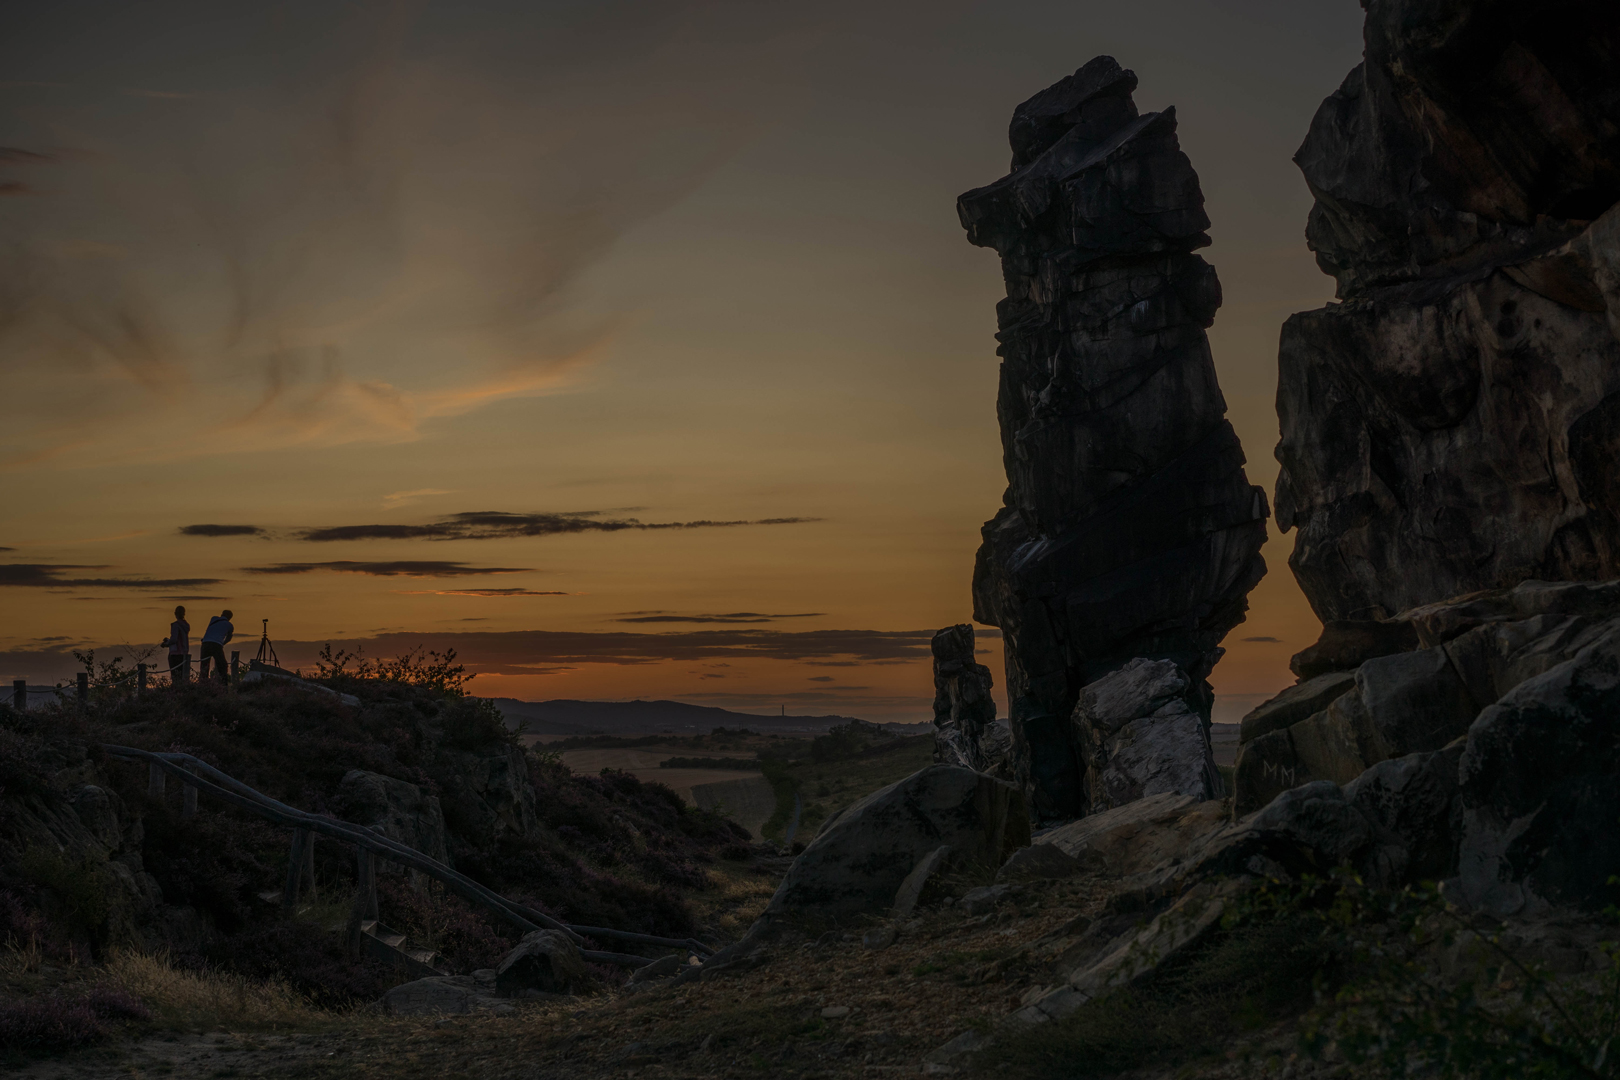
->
[242,561,532,577]
[0,1,785,471]
[299,510,820,542]
[0,563,223,589]
[382,488,453,507]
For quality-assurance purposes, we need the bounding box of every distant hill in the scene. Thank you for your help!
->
[485,697,927,737]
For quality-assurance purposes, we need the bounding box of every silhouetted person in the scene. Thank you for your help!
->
[199,609,234,684]
[162,605,190,684]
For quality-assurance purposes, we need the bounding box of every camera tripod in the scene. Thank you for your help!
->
[254,619,280,668]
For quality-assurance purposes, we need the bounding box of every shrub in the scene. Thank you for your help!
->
[192,923,395,1009]
[0,985,149,1052]
[19,850,115,934]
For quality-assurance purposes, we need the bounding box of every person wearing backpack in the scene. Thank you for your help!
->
[199,609,234,684]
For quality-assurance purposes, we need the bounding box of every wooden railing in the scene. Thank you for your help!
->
[103,745,715,968]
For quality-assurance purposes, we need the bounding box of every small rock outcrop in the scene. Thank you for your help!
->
[1224,579,1620,913]
[337,769,450,867]
[957,55,1268,821]
[494,929,589,997]
[760,765,1029,922]
[1234,579,1620,813]
[1276,1,1620,623]
[930,625,1009,777]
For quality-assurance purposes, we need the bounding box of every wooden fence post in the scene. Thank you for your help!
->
[282,829,310,911]
[304,834,317,900]
[347,846,378,951]
[11,680,23,712]
[181,776,198,819]
[148,761,166,801]
[76,672,88,706]
[137,664,147,696]
[231,651,240,680]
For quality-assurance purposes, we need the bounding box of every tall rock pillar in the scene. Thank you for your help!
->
[957,57,1269,821]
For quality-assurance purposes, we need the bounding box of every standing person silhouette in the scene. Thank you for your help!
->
[199,609,234,684]
[161,606,190,684]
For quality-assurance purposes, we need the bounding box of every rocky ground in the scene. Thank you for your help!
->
[4,863,1241,1080]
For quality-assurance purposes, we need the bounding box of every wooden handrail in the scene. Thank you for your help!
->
[103,745,715,964]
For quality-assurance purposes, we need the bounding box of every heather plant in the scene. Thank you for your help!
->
[312,643,474,697]
[0,984,149,1055]
[1295,879,1620,1079]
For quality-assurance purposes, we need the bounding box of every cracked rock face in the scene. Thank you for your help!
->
[956,56,1268,820]
[1277,0,1620,623]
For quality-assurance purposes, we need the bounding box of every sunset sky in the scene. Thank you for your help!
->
[1,0,1361,722]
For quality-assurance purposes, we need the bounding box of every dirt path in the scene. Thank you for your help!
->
[24,874,1126,1080]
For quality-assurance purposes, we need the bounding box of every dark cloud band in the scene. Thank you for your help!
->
[241,561,533,577]
[614,612,825,624]
[0,563,223,589]
[180,524,266,537]
[297,510,819,542]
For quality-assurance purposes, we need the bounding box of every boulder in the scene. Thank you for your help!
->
[1275,1,1620,623]
[438,744,538,849]
[891,845,951,917]
[381,976,490,1016]
[494,930,589,997]
[1235,585,1620,813]
[1235,643,1482,813]
[626,954,684,984]
[959,883,1017,916]
[1034,792,1224,877]
[337,770,449,866]
[1344,743,1463,888]
[958,55,1268,820]
[1238,671,1355,745]
[1073,659,1220,813]
[995,842,1086,883]
[761,765,1029,922]
[1457,628,1620,915]
[1289,621,1417,680]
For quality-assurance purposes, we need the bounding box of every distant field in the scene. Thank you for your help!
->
[761,734,937,842]
[552,744,765,810]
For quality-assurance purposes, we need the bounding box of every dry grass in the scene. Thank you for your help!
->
[103,950,331,1030]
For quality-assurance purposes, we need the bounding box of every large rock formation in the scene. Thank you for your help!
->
[957,57,1269,820]
[1276,0,1620,623]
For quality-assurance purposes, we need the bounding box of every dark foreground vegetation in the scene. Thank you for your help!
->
[977,876,1620,1080]
[0,648,758,1039]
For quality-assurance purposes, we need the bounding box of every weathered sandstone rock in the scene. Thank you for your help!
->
[957,55,1268,820]
[1235,581,1620,812]
[494,929,589,997]
[930,625,1006,777]
[1071,659,1220,812]
[1238,671,1355,745]
[762,765,1029,922]
[1458,625,1620,915]
[1277,1,1620,624]
[1034,791,1225,878]
[337,769,449,867]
